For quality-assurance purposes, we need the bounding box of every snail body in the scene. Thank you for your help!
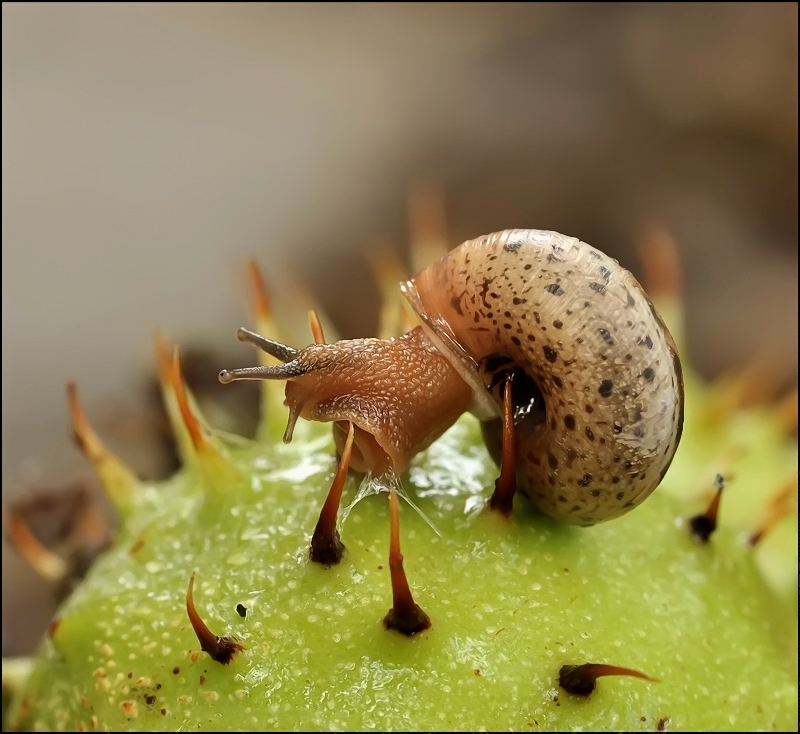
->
[221,229,684,526]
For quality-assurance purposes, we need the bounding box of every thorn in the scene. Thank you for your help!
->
[409,181,449,274]
[383,489,431,635]
[748,476,798,546]
[776,387,798,436]
[488,374,517,516]
[368,247,411,339]
[171,348,206,453]
[310,421,353,565]
[244,260,296,443]
[5,508,68,582]
[66,382,138,514]
[186,572,244,665]
[636,225,683,302]
[558,663,658,697]
[308,309,326,345]
[247,258,270,323]
[689,473,726,543]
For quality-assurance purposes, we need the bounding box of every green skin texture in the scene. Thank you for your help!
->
[5,336,798,731]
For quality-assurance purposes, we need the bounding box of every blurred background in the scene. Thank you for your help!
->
[2,3,797,656]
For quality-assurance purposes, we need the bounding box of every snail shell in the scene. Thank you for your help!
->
[401,229,684,525]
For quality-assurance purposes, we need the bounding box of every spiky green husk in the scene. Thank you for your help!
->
[5,375,797,731]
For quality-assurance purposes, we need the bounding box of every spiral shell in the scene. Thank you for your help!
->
[401,229,684,525]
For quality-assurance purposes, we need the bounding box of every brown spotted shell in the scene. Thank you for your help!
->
[401,229,684,525]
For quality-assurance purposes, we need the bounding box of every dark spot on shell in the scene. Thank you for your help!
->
[553,319,563,329]
[589,282,606,294]
[585,404,594,413]
[598,380,613,397]
[504,239,523,252]
[557,494,567,501]
[545,283,564,296]
[585,427,595,441]
[548,453,559,469]
[513,297,526,305]
[624,353,632,362]
[524,263,533,270]
[591,489,600,497]
[552,375,563,388]
[543,346,558,363]
[616,491,625,500]
[511,336,521,346]
[633,426,645,438]
[449,295,464,316]
[578,473,593,487]
[643,367,655,382]
[172,667,180,675]
[533,311,541,324]
[627,293,635,308]
[236,604,247,618]
[599,265,611,281]
[564,415,576,430]
[565,449,579,468]
[637,335,654,349]
[598,328,615,346]
[161,708,167,716]
[631,411,642,423]
[145,694,156,706]
[613,421,623,434]
[611,476,620,484]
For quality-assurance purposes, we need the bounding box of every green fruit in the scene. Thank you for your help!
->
[3,246,797,732]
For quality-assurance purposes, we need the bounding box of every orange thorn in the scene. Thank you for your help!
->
[409,181,449,273]
[776,387,798,436]
[559,663,658,697]
[171,348,205,452]
[489,374,517,516]
[383,489,431,635]
[67,382,137,512]
[636,225,683,301]
[748,476,798,546]
[5,508,68,582]
[310,421,353,565]
[247,258,270,323]
[308,309,326,345]
[186,572,243,665]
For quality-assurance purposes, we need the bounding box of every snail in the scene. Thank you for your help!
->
[220,229,684,530]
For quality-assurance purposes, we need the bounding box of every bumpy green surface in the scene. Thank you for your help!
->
[6,381,798,731]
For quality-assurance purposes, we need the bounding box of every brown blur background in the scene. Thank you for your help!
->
[2,3,797,657]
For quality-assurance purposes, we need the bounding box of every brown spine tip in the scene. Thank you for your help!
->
[637,226,682,302]
[5,507,68,582]
[308,309,326,345]
[558,663,658,697]
[310,421,353,565]
[382,489,431,636]
[186,572,244,665]
[409,181,449,274]
[748,476,798,546]
[689,473,726,543]
[171,349,206,452]
[66,382,137,513]
[488,374,517,516]
[247,258,270,323]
